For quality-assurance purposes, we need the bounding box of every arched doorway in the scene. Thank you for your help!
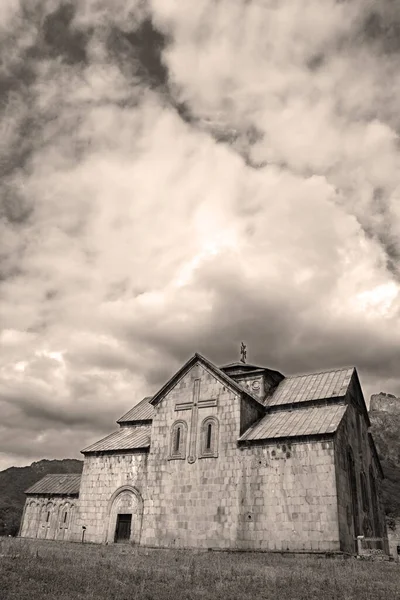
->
[105,486,143,544]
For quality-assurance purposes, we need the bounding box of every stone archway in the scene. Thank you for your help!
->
[24,500,40,538]
[37,501,54,540]
[105,486,143,545]
[56,501,75,541]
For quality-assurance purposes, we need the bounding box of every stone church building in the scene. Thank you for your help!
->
[20,353,387,554]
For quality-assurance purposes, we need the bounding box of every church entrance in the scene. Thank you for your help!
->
[114,514,132,543]
[106,486,143,544]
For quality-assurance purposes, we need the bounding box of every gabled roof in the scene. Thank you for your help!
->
[265,367,354,408]
[117,396,154,424]
[25,474,81,496]
[81,425,151,454]
[239,404,347,442]
[150,353,264,409]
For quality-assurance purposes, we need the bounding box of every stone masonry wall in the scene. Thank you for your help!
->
[334,384,387,554]
[75,452,148,544]
[140,363,245,549]
[387,518,400,561]
[238,439,339,552]
[20,495,77,541]
[140,361,340,551]
[240,395,264,436]
[235,373,265,400]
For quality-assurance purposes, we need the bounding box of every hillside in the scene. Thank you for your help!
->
[0,459,83,536]
[369,393,400,525]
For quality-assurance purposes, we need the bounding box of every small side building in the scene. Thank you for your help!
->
[20,474,81,541]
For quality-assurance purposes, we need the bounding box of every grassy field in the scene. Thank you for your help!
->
[1,537,399,600]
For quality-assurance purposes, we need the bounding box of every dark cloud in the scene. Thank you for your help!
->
[42,2,90,65]
[0,61,36,103]
[306,52,325,71]
[0,184,33,225]
[107,16,169,90]
[362,8,400,55]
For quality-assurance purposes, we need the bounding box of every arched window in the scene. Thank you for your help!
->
[60,503,70,529]
[169,420,187,459]
[175,426,181,453]
[206,422,212,450]
[200,417,219,458]
[43,502,53,527]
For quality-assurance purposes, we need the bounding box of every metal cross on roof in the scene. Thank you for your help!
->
[240,342,247,363]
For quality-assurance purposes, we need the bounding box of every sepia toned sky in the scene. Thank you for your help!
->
[1,0,400,470]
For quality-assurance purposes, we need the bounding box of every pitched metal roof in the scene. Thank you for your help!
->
[117,396,154,423]
[265,367,354,407]
[81,425,151,454]
[25,474,81,496]
[239,404,347,442]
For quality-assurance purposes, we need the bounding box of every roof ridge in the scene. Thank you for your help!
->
[285,366,355,379]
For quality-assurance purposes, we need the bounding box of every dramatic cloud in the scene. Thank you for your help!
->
[1,0,400,469]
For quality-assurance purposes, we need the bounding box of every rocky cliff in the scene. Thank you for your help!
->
[369,393,400,529]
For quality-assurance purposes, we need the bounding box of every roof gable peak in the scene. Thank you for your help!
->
[150,352,264,409]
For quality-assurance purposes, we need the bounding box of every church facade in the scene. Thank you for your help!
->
[20,353,387,554]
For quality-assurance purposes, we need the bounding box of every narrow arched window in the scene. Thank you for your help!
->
[200,417,219,458]
[43,502,53,525]
[169,421,187,460]
[175,426,181,453]
[206,423,212,450]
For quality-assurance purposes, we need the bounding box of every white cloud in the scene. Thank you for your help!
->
[1,0,400,469]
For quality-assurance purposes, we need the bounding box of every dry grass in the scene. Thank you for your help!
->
[1,537,399,600]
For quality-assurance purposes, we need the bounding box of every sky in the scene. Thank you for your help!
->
[1,0,400,471]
